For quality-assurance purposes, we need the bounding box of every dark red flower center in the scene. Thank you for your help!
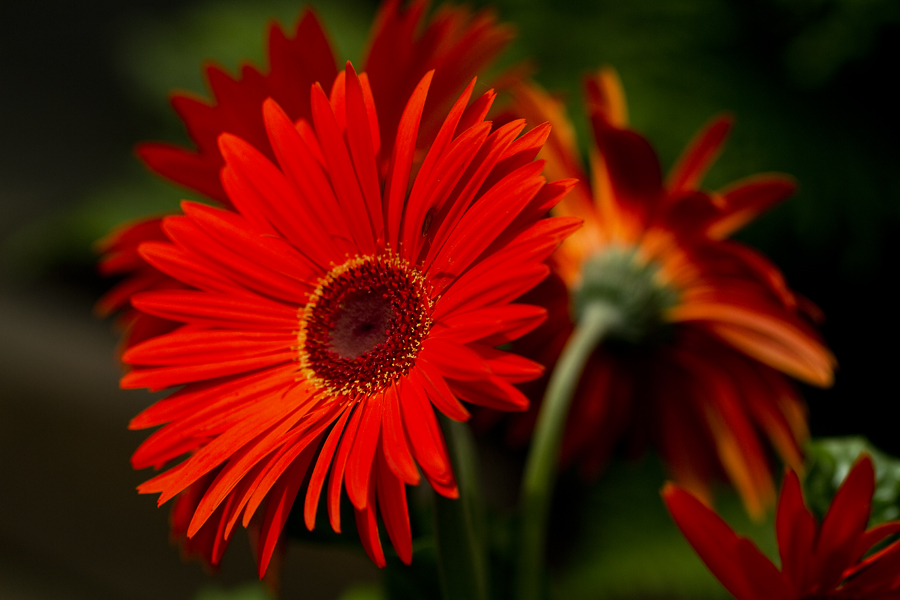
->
[299,254,433,397]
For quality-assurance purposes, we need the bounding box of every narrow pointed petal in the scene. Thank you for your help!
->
[344,64,384,240]
[345,394,384,511]
[310,82,375,253]
[327,403,363,534]
[776,470,816,593]
[384,71,433,248]
[376,453,412,564]
[257,448,316,577]
[381,383,421,485]
[354,485,386,568]
[663,484,783,600]
[812,455,875,590]
[709,175,796,239]
[667,115,733,194]
[304,407,353,530]
[397,376,457,496]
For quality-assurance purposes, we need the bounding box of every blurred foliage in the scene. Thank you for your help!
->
[482,0,900,272]
[190,450,812,600]
[1,0,375,280]
[114,0,375,125]
[339,584,387,600]
[551,455,775,600]
[4,0,898,281]
[777,0,900,87]
[550,439,900,599]
[1,166,182,278]
[3,0,899,595]
[804,436,900,525]
[193,581,275,600]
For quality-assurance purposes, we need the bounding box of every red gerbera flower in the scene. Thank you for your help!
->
[121,64,577,574]
[97,0,514,349]
[664,455,900,599]
[503,68,835,517]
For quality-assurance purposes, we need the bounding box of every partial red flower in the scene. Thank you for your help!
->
[96,0,514,349]
[503,68,836,517]
[664,455,900,599]
[121,64,577,574]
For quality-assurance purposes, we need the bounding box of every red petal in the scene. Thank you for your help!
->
[397,376,457,496]
[590,116,663,228]
[584,67,628,128]
[840,538,900,596]
[123,329,293,366]
[344,64,384,243]
[448,376,530,412]
[401,120,491,258]
[304,406,353,530]
[708,175,796,239]
[132,290,297,330]
[666,114,733,194]
[189,403,338,537]
[412,363,470,422]
[422,117,524,270]
[345,394,384,511]
[353,483,386,568]
[384,70,433,248]
[672,293,835,387]
[257,448,317,577]
[327,402,364,533]
[811,455,875,591]
[473,343,545,382]
[776,470,817,593]
[663,484,782,600]
[264,11,338,124]
[403,77,476,238]
[137,142,226,202]
[849,521,900,568]
[262,100,354,256]
[181,201,318,293]
[434,262,549,321]
[376,453,412,564]
[161,210,313,304]
[137,383,309,504]
[122,351,295,391]
[435,304,546,346]
[219,130,333,268]
[419,337,490,380]
[138,242,237,296]
[381,383,421,485]
[310,81,375,253]
[428,160,545,286]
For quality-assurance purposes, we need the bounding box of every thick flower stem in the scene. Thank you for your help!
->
[434,415,491,600]
[515,302,622,600]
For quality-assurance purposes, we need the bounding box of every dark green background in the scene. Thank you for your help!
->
[1,0,898,598]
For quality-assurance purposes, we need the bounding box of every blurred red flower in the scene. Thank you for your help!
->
[96,0,514,350]
[504,68,835,517]
[664,455,900,599]
[120,65,575,574]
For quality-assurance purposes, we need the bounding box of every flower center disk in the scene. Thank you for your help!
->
[299,254,433,398]
[574,245,679,345]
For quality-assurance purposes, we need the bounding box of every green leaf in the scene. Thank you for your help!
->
[804,436,900,525]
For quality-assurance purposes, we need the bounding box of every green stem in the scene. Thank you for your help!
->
[434,415,490,600]
[515,302,621,600]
